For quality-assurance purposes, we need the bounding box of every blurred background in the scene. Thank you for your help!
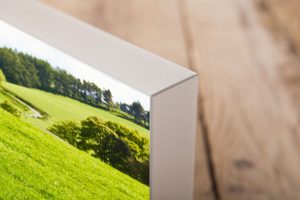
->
[41,0,300,199]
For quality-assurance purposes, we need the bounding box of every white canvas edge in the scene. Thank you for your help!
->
[0,0,196,96]
[150,75,198,200]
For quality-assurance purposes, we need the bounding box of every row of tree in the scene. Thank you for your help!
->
[120,102,150,127]
[49,116,150,185]
[0,47,149,127]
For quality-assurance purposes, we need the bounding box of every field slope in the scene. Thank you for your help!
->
[0,108,149,199]
[3,82,149,136]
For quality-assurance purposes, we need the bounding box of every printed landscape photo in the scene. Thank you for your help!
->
[0,20,150,199]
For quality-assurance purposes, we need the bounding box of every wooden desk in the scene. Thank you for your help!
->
[41,0,300,199]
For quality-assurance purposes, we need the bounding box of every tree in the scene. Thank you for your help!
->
[48,116,150,185]
[0,47,107,109]
[130,101,144,123]
[0,69,6,85]
[94,86,102,107]
[80,116,107,140]
[0,47,150,129]
[103,89,113,110]
[33,59,54,91]
[80,116,130,165]
[48,120,81,147]
[145,111,150,126]
[120,103,130,113]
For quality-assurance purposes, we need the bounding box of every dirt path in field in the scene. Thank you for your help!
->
[5,91,68,142]
[6,92,43,119]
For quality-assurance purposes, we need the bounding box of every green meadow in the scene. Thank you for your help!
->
[0,109,149,199]
[0,46,150,199]
[3,82,149,137]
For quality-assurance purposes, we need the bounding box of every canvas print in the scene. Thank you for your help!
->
[0,20,150,199]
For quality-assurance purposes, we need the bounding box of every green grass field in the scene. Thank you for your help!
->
[0,88,28,113]
[3,82,149,137]
[0,108,149,199]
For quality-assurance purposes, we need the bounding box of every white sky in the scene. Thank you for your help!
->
[0,20,150,110]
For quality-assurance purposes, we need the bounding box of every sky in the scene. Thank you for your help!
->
[0,20,150,110]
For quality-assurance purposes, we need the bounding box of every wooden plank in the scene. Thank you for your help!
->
[186,0,300,199]
[41,0,189,67]
[41,0,215,199]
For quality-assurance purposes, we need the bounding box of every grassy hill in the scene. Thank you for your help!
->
[0,108,149,199]
[0,89,28,113]
[3,82,149,137]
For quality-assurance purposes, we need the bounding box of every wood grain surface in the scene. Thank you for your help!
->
[41,0,300,199]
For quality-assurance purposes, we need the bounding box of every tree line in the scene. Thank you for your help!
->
[0,47,149,127]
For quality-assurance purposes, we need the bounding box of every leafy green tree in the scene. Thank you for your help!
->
[49,116,150,184]
[144,111,150,127]
[80,116,130,165]
[80,116,107,139]
[94,87,102,106]
[130,101,144,123]
[105,121,149,158]
[18,53,41,87]
[48,120,81,147]
[103,89,113,110]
